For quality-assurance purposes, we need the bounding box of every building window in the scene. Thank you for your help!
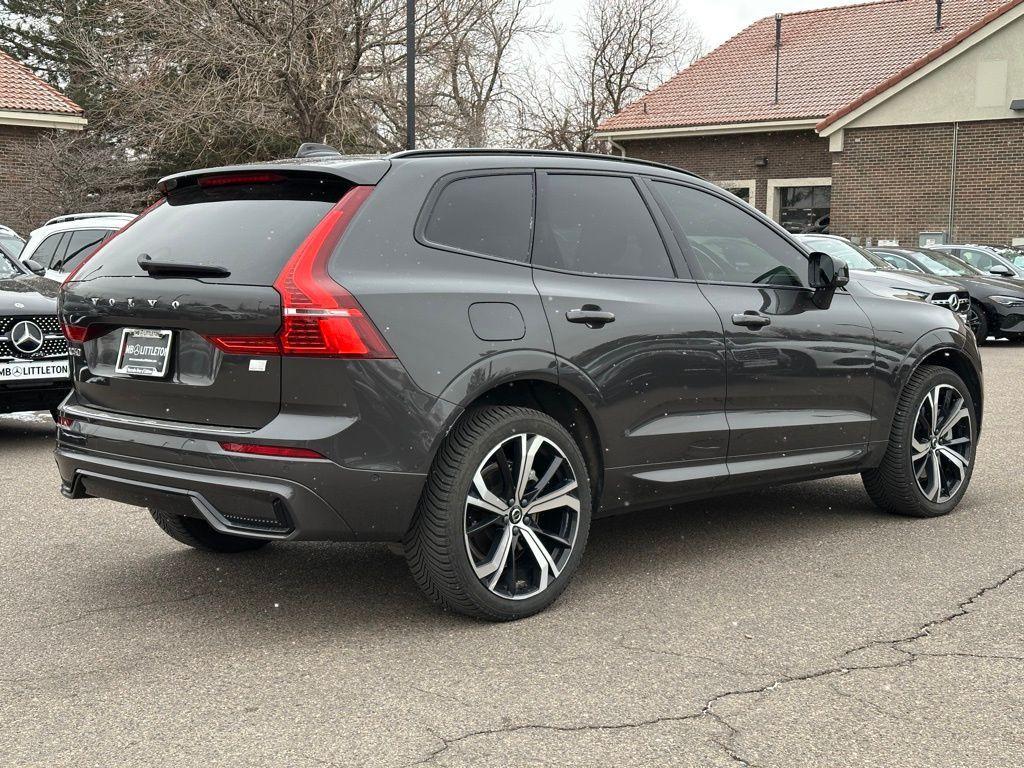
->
[718,179,756,206]
[767,178,832,233]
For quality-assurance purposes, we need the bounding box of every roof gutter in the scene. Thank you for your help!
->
[593,118,820,142]
[0,109,87,130]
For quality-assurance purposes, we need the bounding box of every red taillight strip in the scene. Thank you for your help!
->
[198,172,285,188]
[208,185,395,359]
[219,442,326,459]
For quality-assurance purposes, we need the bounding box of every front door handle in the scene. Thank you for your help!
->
[566,306,616,328]
[731,311,771,329]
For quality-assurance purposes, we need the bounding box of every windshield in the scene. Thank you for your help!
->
[801,237,892,271]
[910,249,979,277]
[0,251,24,279]
[0,234,23,257]
[1000,248,1024,268]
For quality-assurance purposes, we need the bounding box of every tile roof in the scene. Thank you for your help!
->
[0,50,83,115]
[597,0,1021,134]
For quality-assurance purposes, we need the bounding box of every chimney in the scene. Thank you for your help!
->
[774,13,783,104]
[936,0,944,30]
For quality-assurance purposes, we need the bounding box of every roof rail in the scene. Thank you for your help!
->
[389,148,703,179]
[44,212,135,226]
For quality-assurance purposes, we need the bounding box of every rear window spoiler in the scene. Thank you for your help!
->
[158,158,391,194]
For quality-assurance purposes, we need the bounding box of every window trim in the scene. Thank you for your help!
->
[645,176,814,291]
[718,179,757,206]
[414,168,536,266]
[530,169,683,282]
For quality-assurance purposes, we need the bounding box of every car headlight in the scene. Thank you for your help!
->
[988,295,1024,307]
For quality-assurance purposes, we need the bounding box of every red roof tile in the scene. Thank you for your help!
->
[0,50,83,116]
[598,0,1019,134]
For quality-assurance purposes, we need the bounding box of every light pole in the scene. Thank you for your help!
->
[406,0,416,150]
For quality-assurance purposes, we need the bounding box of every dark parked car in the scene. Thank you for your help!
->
[932,244,1024,280]
[56,149,983,620]
[871,246,1024,344]
[0,250,71,416]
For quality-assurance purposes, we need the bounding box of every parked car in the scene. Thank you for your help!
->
[0,224,25,259]
[0,248,71,417]
[19,212,134,282]
[870,246,1024,344]
[932,244,1024,280]
[56,149,982,620]
[794,234,971,322]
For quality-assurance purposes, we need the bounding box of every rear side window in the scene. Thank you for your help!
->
[533,174,673,278]
[31,232,66,268]
[58,229,109,272]
[423,174,533,262]
[652,181,807,287]
[82,175,350,284]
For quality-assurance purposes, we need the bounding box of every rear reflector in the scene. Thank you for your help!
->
[198,172,285,188]
[61,321,104,343]
[56,415,75,429]
[207,185,395,359]
[219,442,326,459]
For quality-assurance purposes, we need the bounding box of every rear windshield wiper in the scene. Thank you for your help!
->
[137,254,231,278]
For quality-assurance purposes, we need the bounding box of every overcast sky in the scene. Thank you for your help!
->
[547,0,856,51]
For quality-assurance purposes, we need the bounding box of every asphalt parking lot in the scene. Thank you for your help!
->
[2,345,1022,768]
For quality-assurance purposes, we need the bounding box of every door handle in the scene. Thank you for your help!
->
[566,306,616,328]
[731,311,771,329]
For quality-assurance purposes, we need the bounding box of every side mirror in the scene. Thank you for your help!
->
[989,264,1014,277]
[808,251,850,291]
[23,259,46,276]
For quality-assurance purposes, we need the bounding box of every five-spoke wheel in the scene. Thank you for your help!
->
[405,406,591,620]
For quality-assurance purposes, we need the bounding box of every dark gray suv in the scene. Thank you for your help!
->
[56,150,983,620]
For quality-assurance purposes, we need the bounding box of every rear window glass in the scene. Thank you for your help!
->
[423,174,533,262]
[79,176,349,284]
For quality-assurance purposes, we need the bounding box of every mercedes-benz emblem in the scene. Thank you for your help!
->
[10,320,45,356]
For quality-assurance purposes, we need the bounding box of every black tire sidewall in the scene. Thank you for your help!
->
[971,301,989,345]
[897,368,977,516]
[445,409,592,618]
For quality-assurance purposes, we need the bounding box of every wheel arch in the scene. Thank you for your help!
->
[907,346,984,434]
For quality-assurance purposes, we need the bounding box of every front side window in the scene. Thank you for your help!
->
[423,173,534,263]
[877,252,924,272]
[58,229,109,272]
[960,249,996,271]
[653,181,807,287]
[533,174,673,279]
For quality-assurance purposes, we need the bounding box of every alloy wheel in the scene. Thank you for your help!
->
[966,305,982,336]
[464,433,581,600]
[912,384,972,503]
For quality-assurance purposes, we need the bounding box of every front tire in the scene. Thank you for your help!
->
[862,366,976,517]
[404,406,592,621]
[968,301,989,345]
[149,509,271,553]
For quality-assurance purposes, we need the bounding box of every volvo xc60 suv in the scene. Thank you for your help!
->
[56,149,983,620]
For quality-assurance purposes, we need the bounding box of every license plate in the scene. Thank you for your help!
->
[0,359,70,381]
[115,328,173,377]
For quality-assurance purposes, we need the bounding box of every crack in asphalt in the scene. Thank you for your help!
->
[37,591,217,629]
[405,564,1024,767]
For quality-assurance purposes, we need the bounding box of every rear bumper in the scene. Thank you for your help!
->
[55,407,434,542]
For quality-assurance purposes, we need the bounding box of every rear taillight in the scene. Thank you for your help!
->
[206,185,394,359]
[219,442,326,459]
[60,321,104,343]
[62,198,165,285]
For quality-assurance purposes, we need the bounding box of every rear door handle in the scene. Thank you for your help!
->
[731,311,771,329]
[566,307,616,328]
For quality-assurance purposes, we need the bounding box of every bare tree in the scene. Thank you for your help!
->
[515,0,702,152]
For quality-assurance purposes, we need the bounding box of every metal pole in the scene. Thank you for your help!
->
[406,0,416,150]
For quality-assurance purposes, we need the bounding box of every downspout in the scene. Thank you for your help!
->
[948,122,959,240]
[608,139,627,157]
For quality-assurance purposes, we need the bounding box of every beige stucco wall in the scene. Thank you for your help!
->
[846,13,1024,129]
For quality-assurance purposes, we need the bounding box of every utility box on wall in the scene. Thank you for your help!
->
[919,231,948,247]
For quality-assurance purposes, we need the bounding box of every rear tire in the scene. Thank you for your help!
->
[862,365,976,518]
[149,509,270,553]
[404,406,592,621]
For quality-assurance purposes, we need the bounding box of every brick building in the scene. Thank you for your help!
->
[0,51,86,235]
[595,0,1024,248]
